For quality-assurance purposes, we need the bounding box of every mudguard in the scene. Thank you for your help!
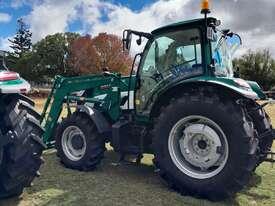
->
[173,76,264,100]
[77,105,111,133]
[195,77,263,100]
[149,77,265,118]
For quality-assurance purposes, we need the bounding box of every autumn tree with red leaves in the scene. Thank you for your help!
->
[69,33,132,75]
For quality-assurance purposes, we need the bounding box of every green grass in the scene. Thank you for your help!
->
[0,99,275,206]
[1,150,275,206]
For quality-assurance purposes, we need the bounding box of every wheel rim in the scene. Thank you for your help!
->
[61,126,87,161]
[168,115,229,179]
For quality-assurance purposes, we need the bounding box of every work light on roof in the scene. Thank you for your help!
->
[201,0,211,14]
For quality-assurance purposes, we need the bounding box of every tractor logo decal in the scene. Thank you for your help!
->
[170,64,203,79]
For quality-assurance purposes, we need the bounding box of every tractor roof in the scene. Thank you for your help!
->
[152,17,216,35]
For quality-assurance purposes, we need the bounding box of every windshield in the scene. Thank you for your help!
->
[211,33,241,77]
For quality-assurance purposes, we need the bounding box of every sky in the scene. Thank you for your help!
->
[0,0,275,56]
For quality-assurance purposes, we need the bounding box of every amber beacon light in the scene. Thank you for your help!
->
[201,0,211,14]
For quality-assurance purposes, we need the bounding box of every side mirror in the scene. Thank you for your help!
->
[122,30,132,51]
[229,33,242,45]
[226,33,242,46]
[226,33,242,57]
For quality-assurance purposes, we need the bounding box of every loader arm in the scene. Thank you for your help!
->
[41,74,123,146]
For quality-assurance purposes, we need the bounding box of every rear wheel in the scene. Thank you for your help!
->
[55,112,105,171]
[0,94,45,199]
[168,115,229,180]
[153,91,258,201]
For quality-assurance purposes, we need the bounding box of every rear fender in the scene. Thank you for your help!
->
[150,80,259,118]
[77,105,111,134]
[199,79,259,99]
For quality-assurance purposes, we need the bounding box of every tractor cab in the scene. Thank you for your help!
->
[124,17,241,79]
[122,16,264,117]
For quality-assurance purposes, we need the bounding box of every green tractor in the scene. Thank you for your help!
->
[40,1,274,201]
[3,1,274,200]
[0,50,45,198]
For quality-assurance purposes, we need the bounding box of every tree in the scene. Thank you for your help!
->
[13,32,80,82]
[234,49,275,90]
[31,32,80,80]
[9,18,32,57]
[14,52,40,81]
[68,33,132,75]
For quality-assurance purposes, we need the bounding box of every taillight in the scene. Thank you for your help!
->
[0,71,19,81]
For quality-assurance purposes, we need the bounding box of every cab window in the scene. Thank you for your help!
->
[136,28,202,112]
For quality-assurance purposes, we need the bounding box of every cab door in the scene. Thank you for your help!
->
[135,28,203,115]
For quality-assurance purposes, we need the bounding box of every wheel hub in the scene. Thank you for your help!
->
[71,135,84,150]
[192,134,211,156]
[61,126,87,161]
[169,115,229,179]
[198,139,207,150]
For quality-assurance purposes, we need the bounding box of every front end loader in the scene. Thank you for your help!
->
[0,50,45,198]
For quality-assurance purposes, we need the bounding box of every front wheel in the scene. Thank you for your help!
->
[153,91,258,201]
[55,112,105,171]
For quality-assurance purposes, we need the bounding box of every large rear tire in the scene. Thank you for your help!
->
[55,112,105,171]
[0,94,45,199]
[153,90,258,201]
